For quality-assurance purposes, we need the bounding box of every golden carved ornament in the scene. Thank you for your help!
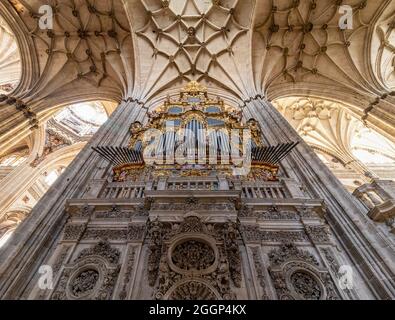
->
[182,81,207,95]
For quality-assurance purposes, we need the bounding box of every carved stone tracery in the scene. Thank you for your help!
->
[147,215,241,300]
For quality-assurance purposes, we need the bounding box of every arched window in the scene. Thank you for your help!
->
[54,102,108,137]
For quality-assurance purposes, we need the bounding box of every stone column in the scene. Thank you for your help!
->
[0,100,146,298]
[244,97,395,299]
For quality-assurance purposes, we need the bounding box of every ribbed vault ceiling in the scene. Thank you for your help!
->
[0,15,20,93]
[3,0,395,107]
[253,0,395,98]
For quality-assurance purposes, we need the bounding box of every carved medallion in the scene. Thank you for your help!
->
[70,269,99,298]
[290,272,322,300]
[171,240,215,271]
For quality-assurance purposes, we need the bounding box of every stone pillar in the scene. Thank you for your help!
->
[0,100,146,298]
[244,97,395,299]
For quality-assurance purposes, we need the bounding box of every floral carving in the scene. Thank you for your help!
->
[169,281,218,300]
[224,222,242,287]
[269,243,319,267]
[261,231,309,243]
[70,269,99,298]
[296,206,318,219]
[305,225,331,244]
[119,247,136,300]
[290,271,322,300]
[320,273,340,300]
[269,271,293,300]
[172,240,215,271]
[82,229,127,241]
[150,216,239,300]
[63,224,86,241]
[52,242,120,300]
[251,247,269,300]
[127,224,146,241]
[71,205,94,218]
[151,201,234,212]
[95,266,121,300]
[76,241,120,264]
[241,226,309,243]
[268,247,341,301]
[148,219,164,286]
[260,211,299,220]
[177,216,204,234]
[30,131,71,167]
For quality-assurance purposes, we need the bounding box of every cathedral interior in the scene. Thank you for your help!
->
[0,0,394,300]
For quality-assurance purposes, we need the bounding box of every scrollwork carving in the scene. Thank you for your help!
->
[119,247,136,300]
[251,247,269,300]
[51,241,120,300]
[171,240,215,271]
[305,225,331,244]
[150,216,240,300]
[177,216,204,234]
[269,243,319,267]
[268,245,340,300]
[241,226,309,243]
[169,281,218,300]
[63,224,86,241]
[290,271,322,300]
[224,222,242,287]
[76,241,120,264]
[127,224,146,241]
[82,229,127,241]
[148,219,164,286]
[70,269,99,298]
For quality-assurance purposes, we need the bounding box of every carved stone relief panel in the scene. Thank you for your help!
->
[119,246,137,300]
[268,243,340,300]
[166,280,220,300]
[305,225,331,244]
[241,225,310,243]
[170,239,216,273]
[62,223,87,241]
[147,215,242,300]
[51,241,121,300]
[79,224,146,242]
[251,247,269,300]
